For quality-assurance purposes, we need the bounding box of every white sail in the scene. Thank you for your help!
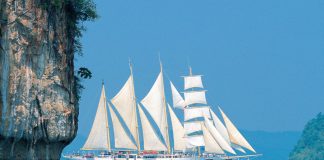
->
[184,75,204,90]
[184,91,207,105]
[167,104,187,151]
[204,116,236,155]
[138,104,167,151]
[201,124,225,154]
[82,85,110,150]
[170,81,186,109]
[184,121,202,135]
[111,75,138,144]
[109,104,137,150]
[232,144,246,153]
[185,135,205,147]
[185,142,196,150]
[210,109,246,153]
[219,107,256,153]
[210,109,230,143]
[184,106,211,121]
[141,72,168,146]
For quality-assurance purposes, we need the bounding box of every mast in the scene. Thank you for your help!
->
[160,60,171,154]
[129,59,141,152]
[103,82,111,151]
[193,65,199,158]
[182,67,237,155]
[183,67,205,155]
[140,60,169,151]
[109,60,140,150]
[198,147,201,157]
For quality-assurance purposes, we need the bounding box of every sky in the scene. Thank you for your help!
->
[75,0,324,137]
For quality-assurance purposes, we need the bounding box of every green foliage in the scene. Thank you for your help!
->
[64,0,98,55]
[77,67,92,79]
[39,0,97,102]
[40,0,98,55]
[74,76,85,104]
[66,0,97,100]
[289,113,324,160]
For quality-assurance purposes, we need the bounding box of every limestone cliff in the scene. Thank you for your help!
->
[0,0,95,159]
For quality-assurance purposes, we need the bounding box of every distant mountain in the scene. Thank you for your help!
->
[289,113,324,160]
[62,130,300,160]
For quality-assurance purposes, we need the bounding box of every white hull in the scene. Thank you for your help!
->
[137,158,192,160]
[63,156,261,160]
[63,157,193,160]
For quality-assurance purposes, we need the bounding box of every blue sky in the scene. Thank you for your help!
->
[75,0,324,136]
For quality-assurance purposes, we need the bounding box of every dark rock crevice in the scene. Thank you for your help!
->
[0,136,69,159]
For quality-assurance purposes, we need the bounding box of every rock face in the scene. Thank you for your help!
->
[0,0,78,159]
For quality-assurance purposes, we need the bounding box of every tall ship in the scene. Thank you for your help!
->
[63,61,261,160]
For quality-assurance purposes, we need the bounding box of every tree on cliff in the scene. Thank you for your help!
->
[289,113,324,160]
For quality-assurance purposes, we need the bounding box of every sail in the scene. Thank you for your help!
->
[182,76,208,148]
[111,75,138,144]
[201,124,225,154]
[204,115,236,154]
[141,72,168,146]
[109,104,137,150]
[184,106,211,121]
[185,135,205,147]
[184,121,202,135]
[210,108,246,153]
[210,109,230,143]
[167,104,187,151]
[219,107,256,153]
[138,104,167,151]
[232,144,246,153]
[184,91,207,105]
[184,75,204,90]
[170,81,186,109]
[82,85,110,150]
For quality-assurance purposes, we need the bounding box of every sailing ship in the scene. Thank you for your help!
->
[63,61,261,160]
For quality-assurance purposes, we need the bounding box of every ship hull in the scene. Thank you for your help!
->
[63,157,194,160]
[63,156,261,160]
